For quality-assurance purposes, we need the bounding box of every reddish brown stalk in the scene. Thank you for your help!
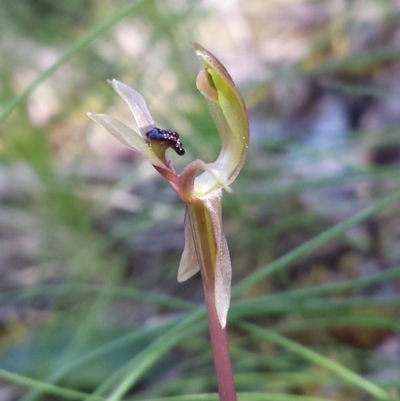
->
[202,279,237,401]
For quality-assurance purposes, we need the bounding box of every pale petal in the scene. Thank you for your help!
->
[201,190,232,328]
[87,112,169,170]
[108,79,156,135]
[178,159,231,204]
[177,208,200,282]
[214,232,231,328]
[193,161,230,196]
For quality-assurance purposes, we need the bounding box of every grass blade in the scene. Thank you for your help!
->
[239,323,390,401]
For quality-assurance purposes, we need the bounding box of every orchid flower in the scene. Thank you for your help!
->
[88,43,249,328]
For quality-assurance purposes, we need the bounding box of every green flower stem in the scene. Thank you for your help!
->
[188,204,237,401]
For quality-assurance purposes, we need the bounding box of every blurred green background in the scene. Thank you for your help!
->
[1,0,400,400]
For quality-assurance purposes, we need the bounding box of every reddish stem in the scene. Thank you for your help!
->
[203,282,237,401]
[185,203,236,400]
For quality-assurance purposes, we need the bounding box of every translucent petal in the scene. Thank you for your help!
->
[108,79,156,135]
[178,159,231,203]
[87,112,169,170]
[193,161,230,197]
[214,231,231,328]
[201,190,232,328]
[177,208,200,282]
